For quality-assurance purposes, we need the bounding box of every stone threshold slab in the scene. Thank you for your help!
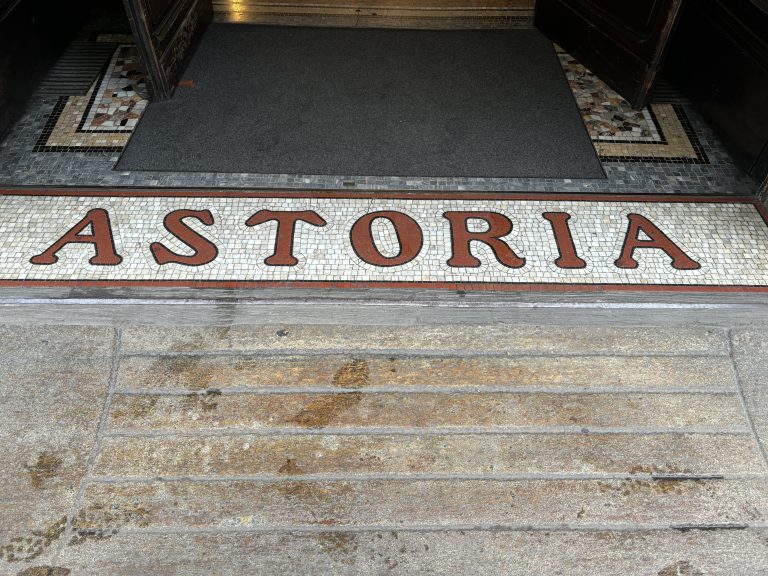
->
[1,189,767,292]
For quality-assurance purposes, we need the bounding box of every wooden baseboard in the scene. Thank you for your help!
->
[213,2,535,28]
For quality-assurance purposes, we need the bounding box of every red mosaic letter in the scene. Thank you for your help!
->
[30,208,122,266]
[444,211,525,268]
[350,211,423,267]
[246,210,327,266]
[150,209,218,266]
[615,213,700,270]
[542,212,587,269]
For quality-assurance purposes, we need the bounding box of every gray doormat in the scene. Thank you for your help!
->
[116,24,604,179]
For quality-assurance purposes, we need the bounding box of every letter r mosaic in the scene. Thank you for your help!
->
[2,190,768,292]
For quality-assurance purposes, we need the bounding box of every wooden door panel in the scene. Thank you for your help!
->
[535,0,684,108]
[586,0,662,32]
[123,0,212,100]
[145,0,177,26]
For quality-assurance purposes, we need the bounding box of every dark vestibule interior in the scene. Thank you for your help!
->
[1,0,766,183]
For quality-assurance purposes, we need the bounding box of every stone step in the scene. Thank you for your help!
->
[93,433,764,478]
[53,529,768,575]
[106,392,745,431]
[77,479,768,530]
[0,322,764,574]
[120,325,727,356]
[116,354,736,393]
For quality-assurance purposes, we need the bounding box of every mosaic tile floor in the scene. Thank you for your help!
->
[0,31,757,195]
[1,189,766,292]
[557,52,707,164]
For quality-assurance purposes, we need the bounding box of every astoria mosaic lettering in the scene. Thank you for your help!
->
[30,207,700,271]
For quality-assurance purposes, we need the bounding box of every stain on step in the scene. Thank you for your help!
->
[0,516,67,563]
[657,560,704,576]
[289,359,370,427]
[146,356,218,390]
[16,567,71,576]
[25,452,63,489]
[69,503,149,545]
[182,388,222,413]
[318,532,359,565]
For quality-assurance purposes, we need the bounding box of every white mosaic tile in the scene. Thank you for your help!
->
[1,193,766,290]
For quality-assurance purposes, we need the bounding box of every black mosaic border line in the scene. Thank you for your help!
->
[33,43,140,153]
[32,96,68,152]
[33,33,128,152]
[33,96,126,153]
[599,105,710,165]
[674,103,710,164]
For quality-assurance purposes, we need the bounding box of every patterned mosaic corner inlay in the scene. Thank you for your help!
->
[33,36,707,165]
[557,52,707,164]
[34,44,146,153]
[2,190,766,292]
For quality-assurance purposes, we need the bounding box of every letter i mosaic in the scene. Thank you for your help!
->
[2,190,767,292]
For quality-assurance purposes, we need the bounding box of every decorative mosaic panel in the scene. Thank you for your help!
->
[1,190,766,291]
[558,52,707,164]
[79,45,146,131]
[559,52,663,143]
[34,44,146,152]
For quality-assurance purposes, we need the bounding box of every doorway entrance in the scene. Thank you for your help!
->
[0,0,764,195]
[126,0,682,110]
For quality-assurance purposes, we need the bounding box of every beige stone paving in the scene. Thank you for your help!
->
[105,392,745,431]
[120,324,728,355]
[116,354,736,392]
[94,433,763,478]
[0,330,113,572]
[52,530,768,575]
[1,323,767,575]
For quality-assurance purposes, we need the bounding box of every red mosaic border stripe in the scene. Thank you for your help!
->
[0,188,762,205]
[0,279,767,293]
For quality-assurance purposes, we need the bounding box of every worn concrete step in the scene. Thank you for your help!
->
[0,358,111,532]
[116,354,736,392]
[0,357,107,571]
[52,529,768,575]
[93,433,765,478]
[105,392,746,432]
[0,359,112,424]
[77,479,768,530]
[121,325,727,355]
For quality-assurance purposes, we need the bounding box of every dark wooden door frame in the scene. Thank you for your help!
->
[122,0,212,101]
[535,0,685,109]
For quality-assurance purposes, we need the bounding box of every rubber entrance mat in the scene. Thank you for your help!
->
[116,25,605,179]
